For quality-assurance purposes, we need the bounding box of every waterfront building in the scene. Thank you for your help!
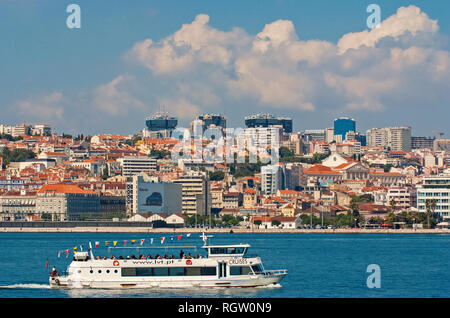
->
[386,186,416,210]
[127,174,182,215]
[0,190,37,221]
[35,184,100,221]
[417,174,450,219]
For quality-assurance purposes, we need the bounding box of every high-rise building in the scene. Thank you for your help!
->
[196,114,226,132]
[144,111,178,138]
[366,126,412,152]
[334,117,356,141]
[244,127,281,149]
[411,137,435,150]
[245,114,293,133]
[174,172,211,216]
[261,165,283,195]
[304,129,325,141]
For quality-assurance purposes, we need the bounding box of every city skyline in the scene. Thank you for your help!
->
[1,1,450,136]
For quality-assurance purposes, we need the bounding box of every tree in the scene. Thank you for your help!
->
[0,148,36,166]
[271,220,281,227]
[101,166,109,180]
[425,199,437,229]
[389,198,397,212]
[209,170,225,181]
[253,220,262,227]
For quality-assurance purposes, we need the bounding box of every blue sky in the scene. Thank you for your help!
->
[1,0,450,137]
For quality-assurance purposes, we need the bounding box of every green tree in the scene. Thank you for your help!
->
[271,219,281,227]
[209,170,225,181]
[425,199,437,229]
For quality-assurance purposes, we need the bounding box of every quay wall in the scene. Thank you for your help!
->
[0,225,449,234]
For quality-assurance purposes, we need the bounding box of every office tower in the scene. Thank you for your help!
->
[245,114,293,133]
[334,117,356,141]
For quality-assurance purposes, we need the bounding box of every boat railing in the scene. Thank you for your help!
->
[254,269,287,276]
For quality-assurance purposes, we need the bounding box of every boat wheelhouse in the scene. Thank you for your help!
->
[49,233,287,289]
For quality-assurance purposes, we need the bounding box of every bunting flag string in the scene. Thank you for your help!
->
[53,232,195,259]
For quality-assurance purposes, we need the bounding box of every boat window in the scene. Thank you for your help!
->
[201,267,216,276]
[230,266,253,275]
[121,266,217,277]
[251,265,263,274]
[169,267,185,276]
[210,247,246,255]
[121,267,136,276]
[185,267,201,276]
[135,268,153,276]
[152,267,169,276]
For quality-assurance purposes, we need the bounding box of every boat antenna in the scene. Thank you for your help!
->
[89,241,94,260]
[200,232,213,246]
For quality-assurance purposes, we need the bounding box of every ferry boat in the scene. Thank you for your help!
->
[49,233,287,289]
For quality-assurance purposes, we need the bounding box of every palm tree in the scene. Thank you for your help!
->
[425,199,437,229]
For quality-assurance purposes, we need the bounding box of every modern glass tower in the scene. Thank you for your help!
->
[334,117,356,140]
[245,114,293,133]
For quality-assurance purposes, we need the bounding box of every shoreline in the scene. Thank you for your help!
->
[0,227,449,234]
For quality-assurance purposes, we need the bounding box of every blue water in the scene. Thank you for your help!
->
[0,232,449,298]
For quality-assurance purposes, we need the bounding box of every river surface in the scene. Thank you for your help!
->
[0,232,448,298]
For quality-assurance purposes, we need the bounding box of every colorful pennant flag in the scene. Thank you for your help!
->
[95,242,99,248]
[124,240,127,247]
[113,241,117,247]
[131,240,136,245]
[105,241,110,247]
[65,249,69,258]
[150,238,154,244]
[187,233,191,238]
[178,235,182,241]
[160,237,165,244]
[140,239,145,246]
[57,251,61,258]
[46,258,49,269]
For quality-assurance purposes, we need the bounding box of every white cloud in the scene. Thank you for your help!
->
[15,92,64,122]
[93,75,143,116]
[337,5,439,54]
[116,6,450,124]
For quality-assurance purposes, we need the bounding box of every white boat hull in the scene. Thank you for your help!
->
[50,273,285,289]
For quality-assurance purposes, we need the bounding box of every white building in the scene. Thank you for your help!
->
[126,174,181,216]
[261,164,283,195]
[366,126,412,152]
[119,156,157,176]
[417,174,450,219]
[387,187,416,210]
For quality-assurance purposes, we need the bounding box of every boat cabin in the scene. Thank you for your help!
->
[204,244,250,258]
